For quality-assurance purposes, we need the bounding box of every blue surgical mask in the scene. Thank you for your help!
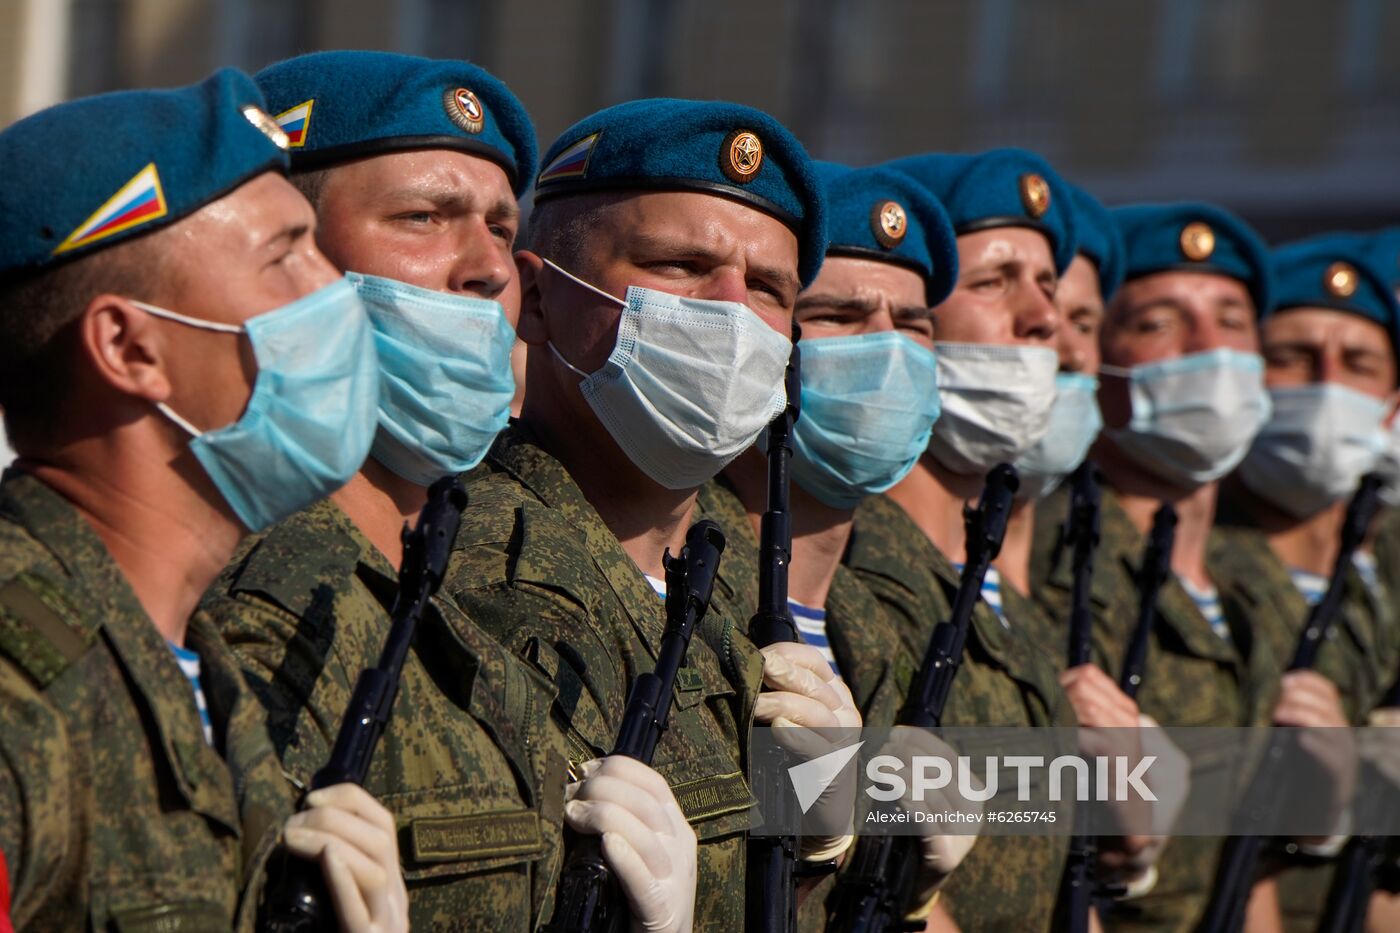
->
[1015,372,1103,500]
[136,277,379,532]
[1238,383,1390,518]
[1101,348,1270,488]
[543,259,790,489]
[788,332,941,509]
[348,272,516,486]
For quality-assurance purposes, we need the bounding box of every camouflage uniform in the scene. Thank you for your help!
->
[1032,484,1276,933]
[204,496,567,931]
[444,424,764,933]
[1208,520,1397,932]
[0,473,291,931]
[846,493,1074,933]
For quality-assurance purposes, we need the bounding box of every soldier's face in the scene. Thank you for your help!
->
[931,228,1057,348]
[528,191,800,375]
[1053,255,1104,375]
[795,256,933,350]
[155,171,340,432]
[1261,308,1397,400]
[1101,271,1258,368]
[311,149,522,324]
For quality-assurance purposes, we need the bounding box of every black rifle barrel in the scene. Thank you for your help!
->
[259,475,468,932]
[546,519,727,933]
[746,341,803,933]
[1120,503,1178,700]
[1057,462,1103,933]
[1197,474,1385,933]
[826,464,1020,933]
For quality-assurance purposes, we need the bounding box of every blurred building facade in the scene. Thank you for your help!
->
[2,0,1397,241]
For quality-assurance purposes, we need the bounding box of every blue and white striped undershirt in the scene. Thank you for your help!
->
[168,642,214,745]
[1178,577,1231,643]
[648,576,843,677]
[1352,552,1383,600]
[952,563,1010,630]
[788,599,842,677]
[1288,567,1328,608]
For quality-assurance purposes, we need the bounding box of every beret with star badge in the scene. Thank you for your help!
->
[1111,201,1273,314]
[813,160,958,305]
[255,50,537,196]
[883,147,1079,274]
[0,67,289,281]
[1267,233,1400,355]
[1064,182,1125,301]
[533,98,827,287]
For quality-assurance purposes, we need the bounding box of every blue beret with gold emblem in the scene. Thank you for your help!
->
[533,98,827,287]
[255,50,537,196]
[884,148,1078,274]
[814,161,958,305]
[0,68,288,281]
[1111,202,1273,314]
[1065,183,1124,301]
[1267,234,1400,355]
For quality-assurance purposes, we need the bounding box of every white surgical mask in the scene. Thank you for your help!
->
[543,258,791,489]
[1101,348,1271,489]
[1015,372,1103,500]
[1238,383,1390,518]
[926,342,1059,476]
[1377,418,1400,508]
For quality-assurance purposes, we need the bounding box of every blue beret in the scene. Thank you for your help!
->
[1358,228,1400,289]
[883,148,1078,274]
[1111,202,1273,314]
[255,50,537,196]
[0,68,288,281]
[812,161,958,305]
[533,98,827,287]
[1267,234,1400,356]
[1065,183,1125,300]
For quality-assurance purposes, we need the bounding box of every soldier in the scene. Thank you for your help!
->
[1209,236,1400,930]
[0,71,406,930]
[201,52,696,931]
[836,148,1080,931]
[709,161,978,926]
[1032,203,1351,931]
[445,100,860,930]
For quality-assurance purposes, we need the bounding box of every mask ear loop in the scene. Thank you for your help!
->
[127,299,244,437]
[538,258,629,380]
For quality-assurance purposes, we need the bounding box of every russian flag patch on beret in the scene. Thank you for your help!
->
[54,163,168,256]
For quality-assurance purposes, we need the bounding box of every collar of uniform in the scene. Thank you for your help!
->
[487,421,674,657]
[0,472,242,831]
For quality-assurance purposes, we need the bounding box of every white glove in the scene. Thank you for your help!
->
[282,783,409,933]
[753,642,863,862]
[564,756,697,933]
[877,726,981,919]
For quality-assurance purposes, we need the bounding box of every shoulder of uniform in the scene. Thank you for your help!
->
[221,501,361,620]
[0,526,102,689]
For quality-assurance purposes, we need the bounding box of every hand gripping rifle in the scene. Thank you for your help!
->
[1197,474,1385,933]
[545,519,727,933]
[1056,462,1103,933]
[259,475,469,932]
[1119,503,1178,700]
[1320,658,1400,933]
[745,339,804,933]
[826,464,1020,933]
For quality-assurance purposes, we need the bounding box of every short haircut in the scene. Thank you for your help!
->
[0,234,166,448]
[288,166,331,209]
[524,192,625,272]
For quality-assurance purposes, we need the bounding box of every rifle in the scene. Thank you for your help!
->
[826,464,1020,933]
[1197,474,1385,933]
[545,519,727,933]
[260,475,469,932]
[745,339,803,933]
[1320,571,1400,933]
[1120,503,1178,700]
[1056,461,1103,933]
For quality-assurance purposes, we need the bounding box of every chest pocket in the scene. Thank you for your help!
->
[101,900,232,933]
